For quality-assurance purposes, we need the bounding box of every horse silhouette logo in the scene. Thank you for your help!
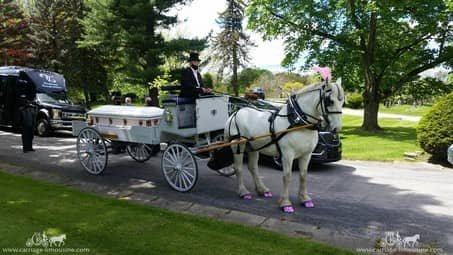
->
[49,234,66,247]
[402,234,420,248]
[25,231,66,248]
[382,231,420,248]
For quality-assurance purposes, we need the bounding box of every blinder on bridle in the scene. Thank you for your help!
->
[322,83,343,115]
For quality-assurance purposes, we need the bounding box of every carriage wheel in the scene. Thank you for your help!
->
[212,134,236,177]
[161,143,198,192]
[126,143,155,162]
[76,127,108,175]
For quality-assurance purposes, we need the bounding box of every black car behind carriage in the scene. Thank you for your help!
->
[228,96,342,169]
[0,66,86,136]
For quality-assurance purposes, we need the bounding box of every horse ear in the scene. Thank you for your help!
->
[336,78,342,86]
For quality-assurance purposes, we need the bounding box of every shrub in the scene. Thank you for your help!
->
[417,92,453,162]
[345,92,363,109]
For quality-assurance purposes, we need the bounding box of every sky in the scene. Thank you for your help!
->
[168,0,288,73]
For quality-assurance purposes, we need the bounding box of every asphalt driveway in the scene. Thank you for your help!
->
[0,128,452,253]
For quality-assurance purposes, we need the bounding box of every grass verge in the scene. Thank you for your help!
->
[341,115,420,161]
[378,104,431,116]
[0,171,354,255]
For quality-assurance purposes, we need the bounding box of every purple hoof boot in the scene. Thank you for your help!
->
[281,205,295,213]
[263,191,273,198]
[302,200,314,208]
[241,194,252,200]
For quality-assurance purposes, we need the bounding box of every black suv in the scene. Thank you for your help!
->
[0,66,86,136]
[228,96,342,167]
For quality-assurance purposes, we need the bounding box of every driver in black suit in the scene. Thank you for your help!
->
[180,52,212,98]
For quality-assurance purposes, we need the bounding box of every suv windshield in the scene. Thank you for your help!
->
[37,93,72,105]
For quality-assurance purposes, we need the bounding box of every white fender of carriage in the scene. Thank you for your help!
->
[224,68,344,213]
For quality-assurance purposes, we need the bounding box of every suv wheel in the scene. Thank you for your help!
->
[36,118,51,137]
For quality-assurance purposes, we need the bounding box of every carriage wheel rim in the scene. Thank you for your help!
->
[77,128,107,175]
[127,144,152,162]
[162,144,197,192]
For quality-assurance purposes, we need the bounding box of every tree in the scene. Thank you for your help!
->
[0,0,31,65]
[237,67,271,93]
[210,0,255,96]
[400,77,452,105]
[247,0,453,130]
[79,0,204,91]
[202,73,214,89]
[26,0,108,102]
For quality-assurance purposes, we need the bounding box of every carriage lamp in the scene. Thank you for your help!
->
[51,109,62,120]
[164,110,173,123]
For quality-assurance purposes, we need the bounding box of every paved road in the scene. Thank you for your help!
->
[0,128,452,253]
[342,108,421,122]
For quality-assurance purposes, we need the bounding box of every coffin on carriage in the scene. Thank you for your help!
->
[73,90,233,192]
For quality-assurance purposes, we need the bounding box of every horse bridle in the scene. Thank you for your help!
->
[289,82,343,128]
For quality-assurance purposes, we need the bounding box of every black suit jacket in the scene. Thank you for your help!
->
[180,67,203,98]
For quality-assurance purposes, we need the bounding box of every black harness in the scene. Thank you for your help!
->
[228,82,343,156]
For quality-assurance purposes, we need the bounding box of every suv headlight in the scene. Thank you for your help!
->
[51,109,62,119]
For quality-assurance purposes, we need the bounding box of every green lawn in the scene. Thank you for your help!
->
[341,115,421,161]
[0,171,354,255]
[378,103,431,116]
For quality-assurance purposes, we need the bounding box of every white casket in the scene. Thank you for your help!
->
[73,105,163,144]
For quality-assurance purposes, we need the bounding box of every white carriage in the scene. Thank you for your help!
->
[73,94,233,192]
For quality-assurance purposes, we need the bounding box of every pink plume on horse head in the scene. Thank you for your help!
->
[314,66,332,82]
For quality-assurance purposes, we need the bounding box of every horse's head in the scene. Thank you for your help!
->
[294,79,344,133]
[320,79,345,132]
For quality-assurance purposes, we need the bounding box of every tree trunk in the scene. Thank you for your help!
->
[232,45,239,96]
[362,78,381,131]
[83,88,90,103]
[360,12,380,131]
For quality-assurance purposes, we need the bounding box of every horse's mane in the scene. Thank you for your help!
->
[295,81,344,101]
[295,82,325,95]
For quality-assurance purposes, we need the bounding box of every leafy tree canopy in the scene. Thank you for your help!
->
[247,0,452,130]
[79,0,205,87]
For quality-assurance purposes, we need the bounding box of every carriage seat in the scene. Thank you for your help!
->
[162,96,195,105]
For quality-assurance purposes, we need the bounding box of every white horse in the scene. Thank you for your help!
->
[403,234,420,248]
[49,234,66,247]
[224,77,344,213]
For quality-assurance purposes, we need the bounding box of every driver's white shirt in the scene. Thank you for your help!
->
[190,67,201,88]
